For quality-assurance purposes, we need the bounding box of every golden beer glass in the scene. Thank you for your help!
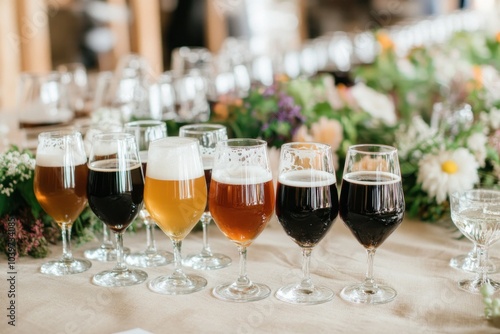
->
[145,137,208,294]
[34,130,91,275]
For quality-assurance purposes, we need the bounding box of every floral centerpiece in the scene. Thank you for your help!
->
[0,146,96,258]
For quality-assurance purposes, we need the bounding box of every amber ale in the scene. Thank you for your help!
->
[87,159,144,233]
[339,171,405,249]
[209,166,275,247]
[34,163,88,226]
[276,170,338,248]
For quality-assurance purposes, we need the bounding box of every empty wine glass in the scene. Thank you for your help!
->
[145,137,208,295]
[179,123,232,270]
[34,130,91,275]
[124,120,174,267]
[275,142,339,304]
[57,62,89,118]
[450,188,500,293]
[339,144,405,304]
[210,139,275,302]
[87,133,148,287]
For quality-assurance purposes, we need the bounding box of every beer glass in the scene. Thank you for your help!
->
[339,144,405,304]
[145,137,207,295]
[87,133,147,287]
[83,123,125,262]
[34,130,91,275]
[275,142,338,304]
[210,139,275,302]
[179,124,231,270]
[124,120,173,267]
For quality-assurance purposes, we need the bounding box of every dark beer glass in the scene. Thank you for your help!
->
[275,142,338,304]
[87,133,148,287]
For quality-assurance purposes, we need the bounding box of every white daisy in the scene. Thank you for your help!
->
[417,148,479,204]
[350,82,397,125]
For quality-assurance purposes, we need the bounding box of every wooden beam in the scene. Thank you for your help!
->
[106,0,130,71]
[0,0,21,109]
[16,0,52,73]
[205,0,228,54]
[129,0,163,75]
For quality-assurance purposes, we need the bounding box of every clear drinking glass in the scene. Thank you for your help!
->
[124,120,174,267]
[145,137,208,295]
[179,124,231,270]
[450,188,500,293]
[83,123,125,262]
[210,139,275,302]
[34,130,91,275]
[275,142,338,304]
[87,133,148,287]
[339,144,405,304]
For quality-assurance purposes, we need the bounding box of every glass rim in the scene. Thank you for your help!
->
[38,129,80,140]
[348,144,397,155]
[124,120,166,128]
[179,123,226,134]
[149,136,198,149]
[92,132,135,142]
[281,141,332,151]
[218,138,267,148]
[451,188,500,201]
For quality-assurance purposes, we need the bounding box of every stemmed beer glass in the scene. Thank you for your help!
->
[209,139,275,302]
[145,137,208,294]
[339,144,405,304]
[34,130,91,275]
[275,142,339,304]
[87,133,148,287]
[450,188,500,293]
[179,123,232,270]
[124,120,173,267]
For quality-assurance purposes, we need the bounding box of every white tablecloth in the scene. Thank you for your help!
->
[1,216,500,334]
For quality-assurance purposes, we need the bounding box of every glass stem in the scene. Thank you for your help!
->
[61,223,74,263]
[235,246,251,288]
[102,222,113,247]
[171,240,187,280]
[200,213,213,257]
[300,248,314,290]
[362,248,378,294]
[476,244,490,285]
[145,219,158,255]
[114,232,128,272]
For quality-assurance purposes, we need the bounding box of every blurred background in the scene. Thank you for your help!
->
[0,0,498,110]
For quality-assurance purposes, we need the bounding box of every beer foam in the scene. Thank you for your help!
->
[88,158,141,172]
[212,165,272,185]
[91,141,121,157]
[147,139,204,180]
[279,170,336,187]
[36,147,87,166]
[343,171,401,185]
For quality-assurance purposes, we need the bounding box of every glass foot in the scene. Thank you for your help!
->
[40,258,92,276]
[84,245,130,262]
[125,250,174,267]
[183,252,232,270]
[458,277,500,294]
[213,282,271,302]
[450,254,500,273]
[93,268,148,287]
[149,274,207,295]
[340,283,397,304]
[275,283,334,305]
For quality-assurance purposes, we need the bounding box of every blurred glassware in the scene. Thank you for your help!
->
[57,63,90,118]
[171,46,213,73]
[327,32,353,73]
[106,54,161,122]
[158,69,209,122]
[430,102,473,137]
[17,72,73,128]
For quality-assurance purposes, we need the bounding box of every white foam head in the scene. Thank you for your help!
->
[279,170,336,187]
[212,165,272,185]
[36,131,87,166]
[147,137,204,180]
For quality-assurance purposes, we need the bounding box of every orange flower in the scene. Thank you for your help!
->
[496,32,500,43]
[213,102,229,120]
[473,65,483,89]
[376,32,394,52]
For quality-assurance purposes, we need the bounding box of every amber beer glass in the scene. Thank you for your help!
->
[145,137,208,295]
[34,130,91,276]
[209,139,275,302]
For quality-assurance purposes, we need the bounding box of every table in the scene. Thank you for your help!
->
[1,215,500,334]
